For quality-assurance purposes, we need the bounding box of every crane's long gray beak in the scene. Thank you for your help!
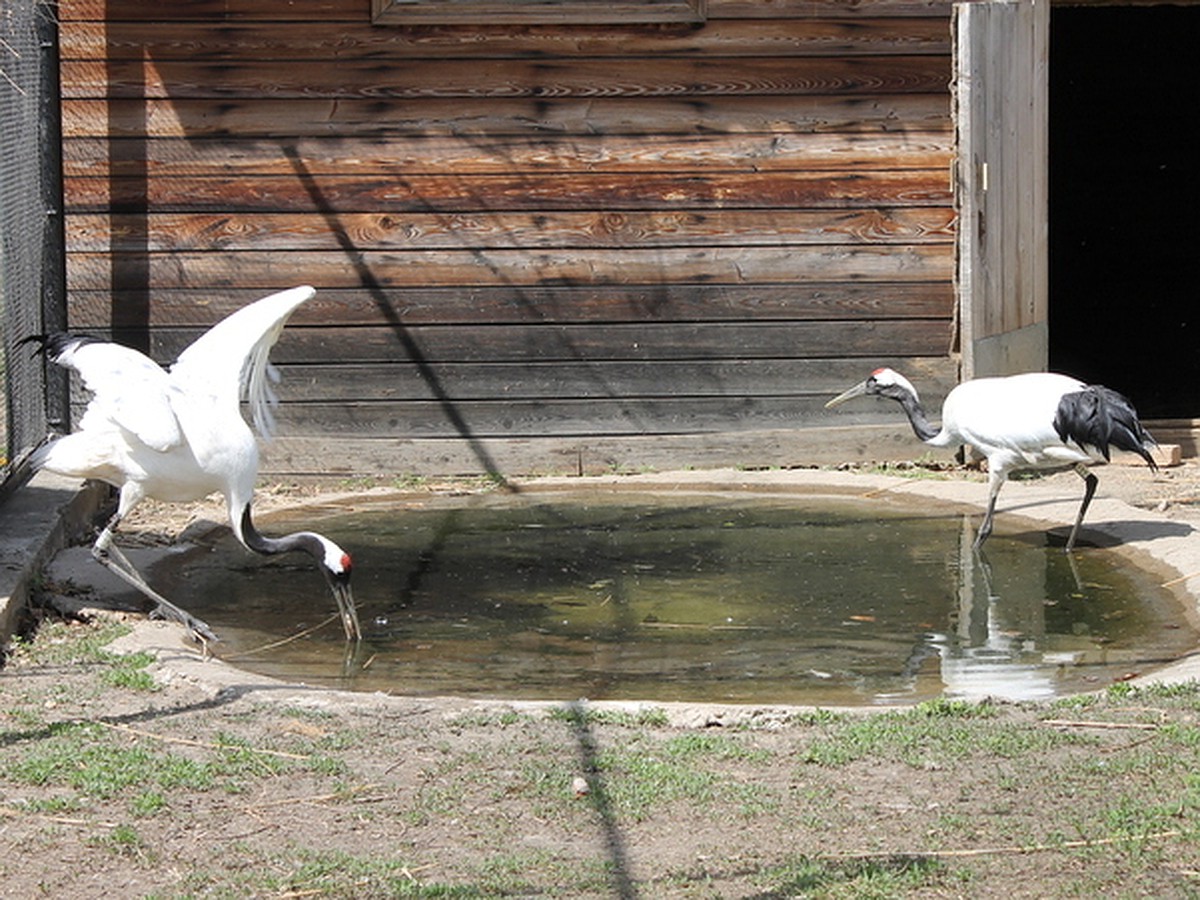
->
[332,581,361,642]
[825,380,870,409]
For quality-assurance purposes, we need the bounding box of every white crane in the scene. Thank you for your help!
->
[825,368,1157,550]
[22,285,361,643]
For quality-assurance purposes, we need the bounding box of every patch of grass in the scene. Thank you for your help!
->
[547,704,669,728]
[210,731,293,779]
[175,845,612,898]
[306,754,349,777]
[3,706,45,730]
[575,731,777,822]
[912,697,998,719]
[528,707,783,822]
[270,849,424,896]
[472,849,615,895]
[510,721,781,824]
[800,700,1083,768]
[785,708,847,727]
[205,728,352,786]
[446,708,534,729]
[336,475,386,491]
[1101,794,1181,840]
[279,705,336,720]
[129,790,168,817]
[16,794,83,815]
[1050,692,1104,712]
[7,617,158,693]
[757,853,953,897]
[660,731,772,764]
[1161,722,1200,749]
[399,743,505,827]
[800,714,908,768]
[3,719,341,806]
[98,650,158,692]
[90,823,152,861]
[7,618,132,668]
[1107,679,1200,708]
[172,846,467,898]
[5,722,215,799]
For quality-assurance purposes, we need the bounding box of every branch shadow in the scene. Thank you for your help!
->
[561,700,639,900]
[0,677,249,749]
[281,146,515,489]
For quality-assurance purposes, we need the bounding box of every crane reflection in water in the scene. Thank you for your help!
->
[902,518,1140,703]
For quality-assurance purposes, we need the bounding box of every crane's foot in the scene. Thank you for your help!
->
[147,603,219,646]
[92,543,219,645]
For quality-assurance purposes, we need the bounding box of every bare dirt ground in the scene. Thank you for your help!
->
[4,463,1200,898]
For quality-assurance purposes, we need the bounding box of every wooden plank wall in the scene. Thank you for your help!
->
[57,0,960,478]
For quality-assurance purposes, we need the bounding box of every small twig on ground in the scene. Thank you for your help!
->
[95,720,310,759]
[824,829,1183,862]
[1161,570,1200,588]
[275,867,433,899]
[216,824,276,842]
[0,804,119,830]
[1041,719,1159,731]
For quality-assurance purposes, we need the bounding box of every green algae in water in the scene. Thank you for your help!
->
[160,491,1198,706]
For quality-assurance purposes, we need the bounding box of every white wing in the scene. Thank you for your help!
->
[169,285,316,440]
[944,373,1089,464]
[57,339,181,453]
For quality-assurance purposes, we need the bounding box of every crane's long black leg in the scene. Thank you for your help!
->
[92,513,218,644]
[1065,464,1098,552]
[98,543,219,644]
[973,472,1005,550]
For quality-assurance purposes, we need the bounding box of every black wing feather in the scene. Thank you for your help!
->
[1053,385,1157,471]
[18,332,100,364]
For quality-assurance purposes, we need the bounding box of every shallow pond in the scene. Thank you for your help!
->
[160,489,1198,706]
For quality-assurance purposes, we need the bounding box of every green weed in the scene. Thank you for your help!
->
[91,823,151,861]
[800,701,1080,768]
[129,790,168,817]
[547,704,669,728]
[578,732,776,822]
[5,723,214,798]
[7,618,131,667]
[99,651,158,692]
[446,708,533,729]
[758,854,952,897]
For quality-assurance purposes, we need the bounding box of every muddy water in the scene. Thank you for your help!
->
[160,490,1198,706]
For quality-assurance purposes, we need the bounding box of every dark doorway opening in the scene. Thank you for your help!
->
[1049,5,1200,419]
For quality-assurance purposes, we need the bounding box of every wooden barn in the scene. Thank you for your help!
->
[52,0,1200,479]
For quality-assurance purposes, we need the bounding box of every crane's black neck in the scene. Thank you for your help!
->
[881,384,939,443]
[240,505,324,560]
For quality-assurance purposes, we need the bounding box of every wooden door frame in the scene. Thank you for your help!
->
[954,0,1050,380]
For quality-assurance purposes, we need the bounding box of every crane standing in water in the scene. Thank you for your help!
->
[825,368,1158,550]
[22,285,360,643]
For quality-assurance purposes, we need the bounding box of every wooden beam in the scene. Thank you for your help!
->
[261,424,955,478]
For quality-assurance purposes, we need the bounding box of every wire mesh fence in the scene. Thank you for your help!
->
[1,0,66,489]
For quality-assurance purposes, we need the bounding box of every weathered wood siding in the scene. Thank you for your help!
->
[58,0,959,477]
